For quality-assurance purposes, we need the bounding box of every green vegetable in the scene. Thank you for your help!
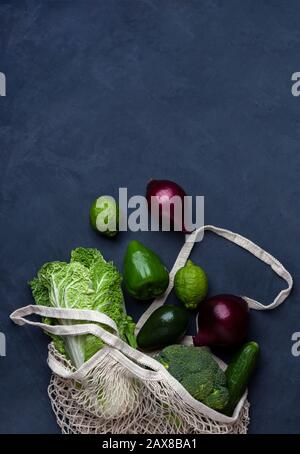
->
[90,196,119,237]
[174,260,208,310]
[29,247,136,368]
[137,305,188,350]
[224,341,259,416]
[123,240,169,300]
[156,345,229,411]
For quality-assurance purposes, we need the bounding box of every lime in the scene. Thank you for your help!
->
[174,260,208,310]
[89,195,119,238]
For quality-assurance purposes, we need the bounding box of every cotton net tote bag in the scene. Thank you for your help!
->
[10,225,293,434]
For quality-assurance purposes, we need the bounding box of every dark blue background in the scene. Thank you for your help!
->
[0,0,299,434]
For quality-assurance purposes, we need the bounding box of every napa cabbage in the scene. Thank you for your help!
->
[29,247,136,368]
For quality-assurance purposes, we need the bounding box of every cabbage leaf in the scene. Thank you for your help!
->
[29,248,136,368]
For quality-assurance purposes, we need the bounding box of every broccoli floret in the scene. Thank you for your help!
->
[203,387,229,411]
[156,345,229,411]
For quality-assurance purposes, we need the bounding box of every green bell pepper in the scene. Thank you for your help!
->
[123,240,169,300]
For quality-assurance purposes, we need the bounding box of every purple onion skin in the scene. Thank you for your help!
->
[146,179,190,233]
[193,294,249,348]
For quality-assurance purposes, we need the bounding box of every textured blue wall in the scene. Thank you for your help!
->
[0,1,299,433]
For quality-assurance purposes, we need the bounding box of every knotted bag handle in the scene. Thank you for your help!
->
[135,224,293,334]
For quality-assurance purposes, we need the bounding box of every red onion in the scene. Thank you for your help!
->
[193,294,249,348]
[146,179,189,232]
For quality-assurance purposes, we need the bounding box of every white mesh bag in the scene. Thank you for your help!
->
[10,225,293,434]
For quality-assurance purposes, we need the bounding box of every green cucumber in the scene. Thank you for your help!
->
[224,341,260,416]
[137,305,189,351]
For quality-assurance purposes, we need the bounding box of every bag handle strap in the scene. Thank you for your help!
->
[135,224,293,334]
[10,305,163,378]
[10,304,120,333]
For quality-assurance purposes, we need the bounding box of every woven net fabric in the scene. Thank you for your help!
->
[47,344,250,434]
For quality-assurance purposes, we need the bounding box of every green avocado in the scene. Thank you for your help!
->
[137,305,189,350]
[123,240,169,300]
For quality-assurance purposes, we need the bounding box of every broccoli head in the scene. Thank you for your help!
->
[156,345,229,411]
